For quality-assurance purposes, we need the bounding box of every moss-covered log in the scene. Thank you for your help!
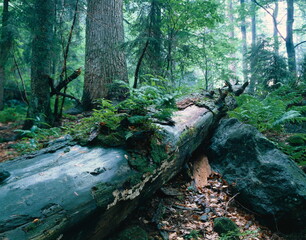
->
[0,92,234,240]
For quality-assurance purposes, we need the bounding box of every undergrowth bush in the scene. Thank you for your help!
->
[229,84,306,133]
[229,83,306,164]
[13,125,61,154]
[0,105,27,123]
[65,81,178,146]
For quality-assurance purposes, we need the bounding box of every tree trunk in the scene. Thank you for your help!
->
[82,0,128,110]
[286,0,297,78]
[228,0,236,76]
[150,0,163,75]
[0,0,13,111]
[249,1,257,93]
[24,0,55,129]
[273,0,279,54]
[240,0,248,82]
[0,66,4,110]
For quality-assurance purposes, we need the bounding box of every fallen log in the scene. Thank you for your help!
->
[0,91,234,240]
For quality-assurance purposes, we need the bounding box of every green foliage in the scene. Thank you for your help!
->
[219,229,259,240]
[12,125,61,154]
[229,84,306,132]
[184,230,201,240]
[66,82,177,148]
[0,105,26,123]
[249,40,289,91]
[277,134,306,165]
[229,84,306,164]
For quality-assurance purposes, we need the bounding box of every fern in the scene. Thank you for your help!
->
[272,110,301,126]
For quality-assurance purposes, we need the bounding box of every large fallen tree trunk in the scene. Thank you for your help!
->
[0,90,238,240]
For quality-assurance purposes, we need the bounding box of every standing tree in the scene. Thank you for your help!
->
[240,0,248,82]
[82,0,128,110]
[0,0,13,110]
[286,0,297,77]
[24,0,55,128]
[273,0,279,54]
[249,0,257,93]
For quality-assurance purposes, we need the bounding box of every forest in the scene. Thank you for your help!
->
[0,0,305,239]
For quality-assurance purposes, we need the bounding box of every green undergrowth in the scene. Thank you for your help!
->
[229,83,306,165]
[65,82,178,175]
[12,124,62,154]
[0,105,27,123]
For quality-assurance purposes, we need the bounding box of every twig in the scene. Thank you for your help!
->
[225,193,239,212]
[13,52,29,105]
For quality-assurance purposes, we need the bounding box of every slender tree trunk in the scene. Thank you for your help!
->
[286,0,297,78]
[0,0,13,111]
[240,0,248,82]
[82,0,128,110]
[0,67,4,110]
[150,0,162,75]
[228,0,236,76]
[273,0,279,54]
[249,0,257,93]
[24,0,55,129]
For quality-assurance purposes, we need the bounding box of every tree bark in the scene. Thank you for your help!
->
[228,0,236,77]
[0,0,13,110]
[240,0,248,82]
[286,0,297,78]
[273,0,279,54]
[82,0,128,110]
[0,66,4,111]
[149,0,163,75]
[249,0,257,93]
[24,0,55,129]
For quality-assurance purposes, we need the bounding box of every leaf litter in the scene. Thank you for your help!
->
[114,156,287,240]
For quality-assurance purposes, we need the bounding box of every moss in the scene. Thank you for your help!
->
[127,173,143,186]
[95,132,125,147]
[91,182,119,209]
[179,127,196,142]
[150,138,168,165]
[213,217,239,239]
[128,153,156,174]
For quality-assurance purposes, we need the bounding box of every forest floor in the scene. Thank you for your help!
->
[0,116,305,240]
[109,168,290,240]
[0,121,23,162]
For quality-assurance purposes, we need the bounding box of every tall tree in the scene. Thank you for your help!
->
[133,0,163,89]
[82,0,128,109]
[273,0,279,54]
[228,0,236,77]
[0,0,13,110]
[24,0,55,128]
[240,0,248,82]
[249,0,257,93]
[286,0,297,77]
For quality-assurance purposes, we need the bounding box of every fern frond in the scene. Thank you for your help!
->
[272,110,301,126]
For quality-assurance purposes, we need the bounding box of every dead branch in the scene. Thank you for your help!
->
[51,68,82,96]
[234,82,249,96]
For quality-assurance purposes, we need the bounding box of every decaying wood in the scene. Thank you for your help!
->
[0,89,246,240]
[49,68,82,97]
[193,154,212,188]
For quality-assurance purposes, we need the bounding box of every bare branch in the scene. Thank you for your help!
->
[252,0,286,41]
[295,41,306,49]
